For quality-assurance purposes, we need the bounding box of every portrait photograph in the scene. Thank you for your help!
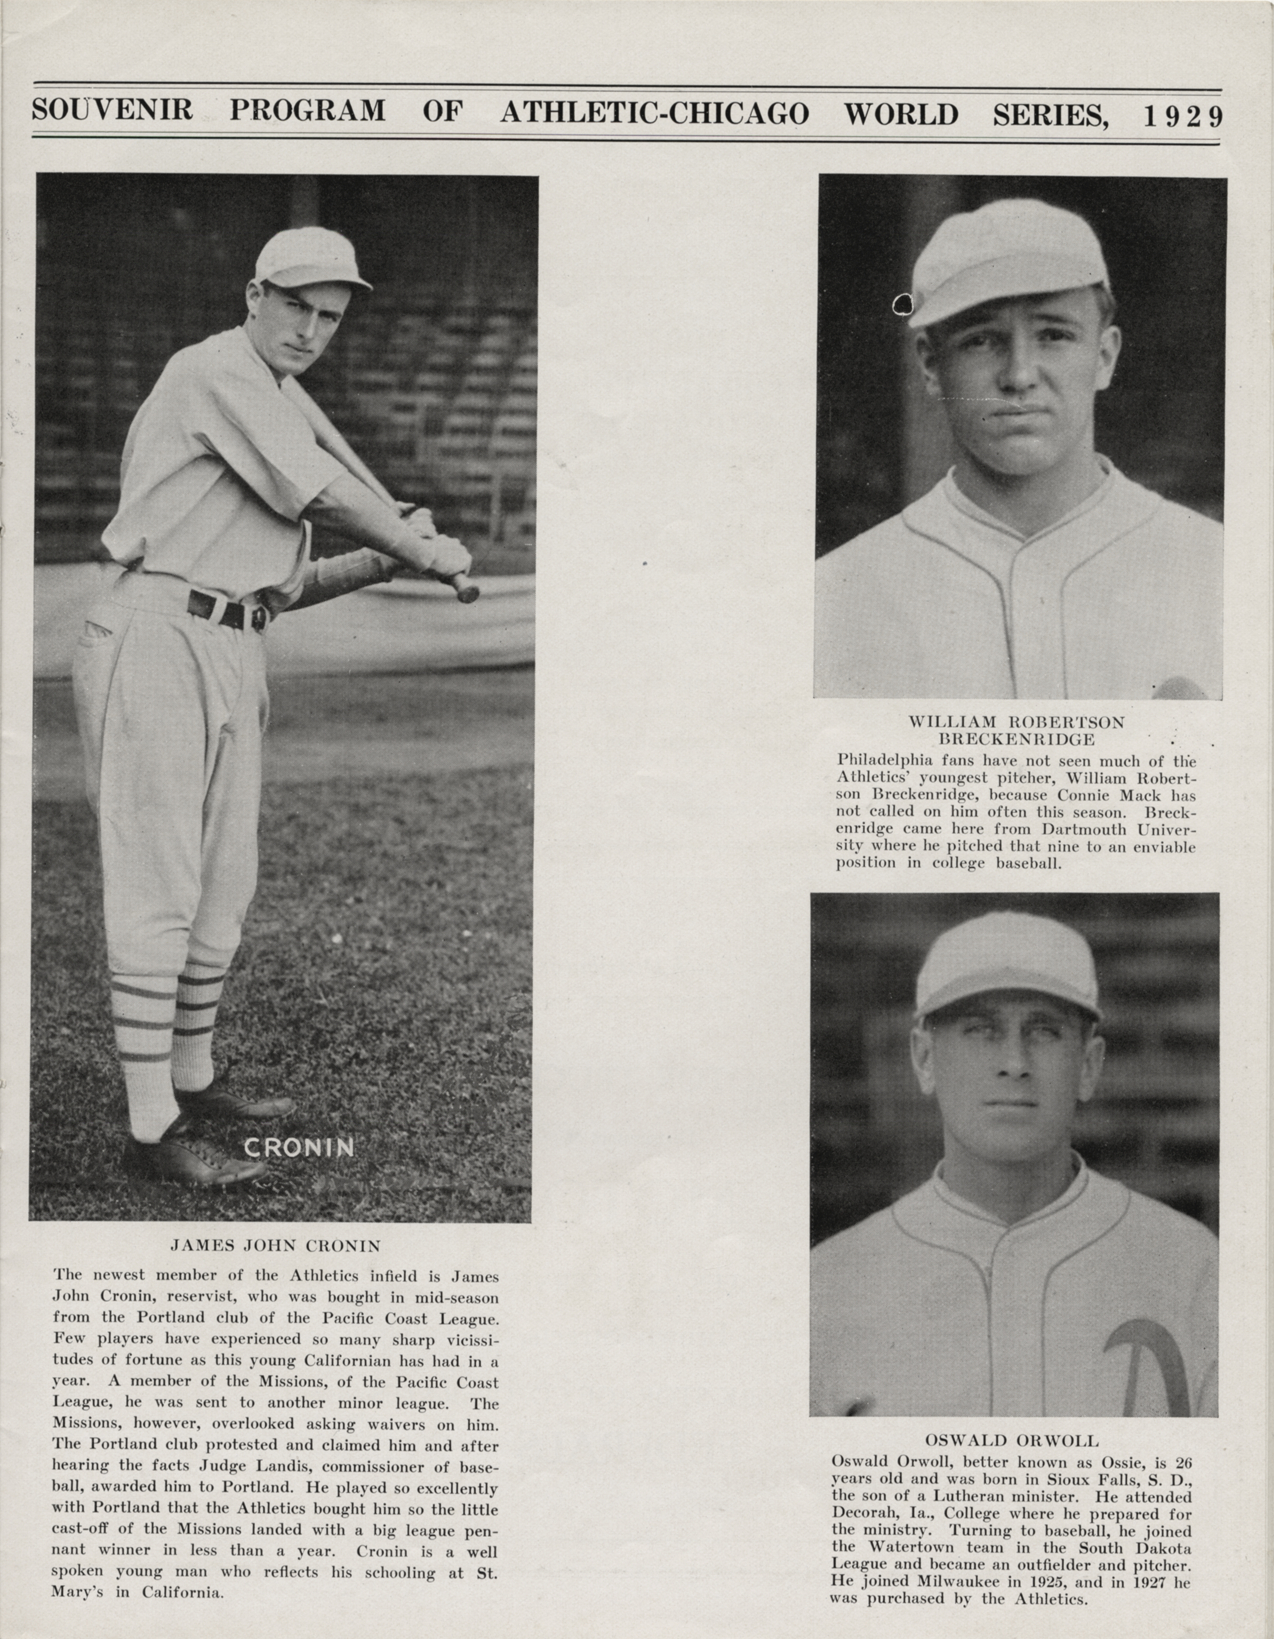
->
[810,892,1219,1416]
[814,175,1226,700]
[30,172,537,1224]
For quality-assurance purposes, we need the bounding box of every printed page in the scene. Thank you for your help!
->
[2,4,1269,1637]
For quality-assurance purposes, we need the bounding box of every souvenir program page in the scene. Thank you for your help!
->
[2,4,1269,1637]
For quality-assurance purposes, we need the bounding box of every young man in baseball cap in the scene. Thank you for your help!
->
[815,198,1222,699]
[810,911,1218,1416]
[74,226,471,1187]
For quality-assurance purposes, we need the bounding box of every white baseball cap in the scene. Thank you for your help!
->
[255,226,372,291]
[915,912,1101,1021]
[907,198,1109,331]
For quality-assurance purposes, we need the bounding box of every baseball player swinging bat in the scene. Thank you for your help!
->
[75,224,492,1193]
[289,379,480,603]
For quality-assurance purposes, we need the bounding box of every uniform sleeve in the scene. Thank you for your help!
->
[1194,1359,1217,1418]
[258,526,314,613]
[811,1236,862,1416]
[184,351,346,521]
[1188,1231,1219,1417]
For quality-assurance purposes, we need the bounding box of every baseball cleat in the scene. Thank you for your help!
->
[128,1121,267,1188]
[175,1068,296,1122]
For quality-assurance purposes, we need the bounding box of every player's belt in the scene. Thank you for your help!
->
[187,590,270,633]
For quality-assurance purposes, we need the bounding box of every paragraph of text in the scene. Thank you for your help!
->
[48,1260,502,1601]
[828,1441,1193,1610]
[833,750,1198,874]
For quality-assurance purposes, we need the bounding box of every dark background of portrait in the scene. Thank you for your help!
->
[816,176,1226,556]
[811,893,1219,1245]
[36,173,537,572]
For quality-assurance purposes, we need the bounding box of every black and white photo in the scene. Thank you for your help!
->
[814,176,1226,699]
[31,173,536,1222]
[811,893,1219,1416]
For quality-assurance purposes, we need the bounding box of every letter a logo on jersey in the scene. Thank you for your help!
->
[1104,1319,1190,1416]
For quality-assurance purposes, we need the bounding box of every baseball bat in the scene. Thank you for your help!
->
[288,379,479,603]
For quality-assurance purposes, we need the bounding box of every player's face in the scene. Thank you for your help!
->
[245,279,352,379]
[916,289,1121,482]
[911,990,1104,1172]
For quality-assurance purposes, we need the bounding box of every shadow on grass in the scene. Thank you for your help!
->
[30,768,531,1223]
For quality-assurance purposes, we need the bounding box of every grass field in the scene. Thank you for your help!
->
[29,764,531,1223]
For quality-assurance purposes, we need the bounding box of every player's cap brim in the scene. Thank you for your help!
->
[917,967,1102,1023]
[908,251,1106,330]
[264,263,373,292]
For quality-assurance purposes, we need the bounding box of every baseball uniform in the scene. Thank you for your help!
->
[810,1158,1217,1417]
[66,228,465,1182]
[814,460,1222,700]
[74,325,347,978]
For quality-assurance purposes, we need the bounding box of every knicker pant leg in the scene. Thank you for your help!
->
[79,607,221,977]
[188,629,268,970]
[71,591,136,822]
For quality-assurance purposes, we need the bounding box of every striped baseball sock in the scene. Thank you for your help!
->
[112,975,179,1143]
[171,963,227,1093]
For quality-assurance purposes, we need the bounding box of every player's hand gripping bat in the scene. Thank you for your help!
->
[288,379,479,603]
